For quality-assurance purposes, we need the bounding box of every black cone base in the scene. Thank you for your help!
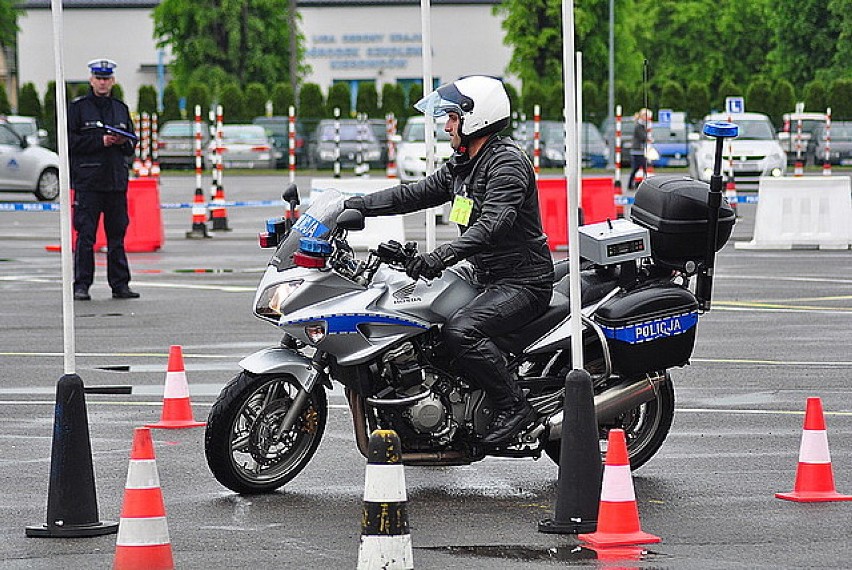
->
[26,374,118,539]
[538,368,603,535]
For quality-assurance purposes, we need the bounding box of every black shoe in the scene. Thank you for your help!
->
[73,288,91,301]
[112,287,140,299]
[481,401,537,446]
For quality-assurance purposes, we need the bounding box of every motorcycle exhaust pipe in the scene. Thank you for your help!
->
[547,373,668,441]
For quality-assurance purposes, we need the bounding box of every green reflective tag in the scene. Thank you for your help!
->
[449,195,473,226]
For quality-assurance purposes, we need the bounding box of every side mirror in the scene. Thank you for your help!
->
[337,208,365,231]
[687,132,700,141]
[282,183,300,206]
[777,132,790,141]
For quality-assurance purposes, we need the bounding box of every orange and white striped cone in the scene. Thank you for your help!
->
[114,428,174,570]
[794,160,804,177]
[725,177,738,215]
[132,157,142,178]
[185,188,210,239]
[578,429,661,547]
[776,397,852,502]
[145,345,206,429]
[209,185,231,232]
[822,161,832,177]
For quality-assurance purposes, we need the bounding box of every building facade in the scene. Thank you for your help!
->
[17,0,511,110]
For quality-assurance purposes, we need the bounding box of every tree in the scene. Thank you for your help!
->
[504,82,521,121]
[18,83,42,118]
[43,81,57,150]
[185,82,210,122]
[745,78,774,118]
[137,85,158,115]
[270,82,295,115]
[0,0,19,48]
[153,0,305,90]
[356,82,379,118]
[657,80,685,115]
[802,79,828,114]
[161,83,182,122]
[0,84,10,115]
[112,83,125,102]
[684,80,710,123]
[828,78,852,120]
[582,80,603,124]
[219,83,245,122]
[715,78,742,113]
[327,82,350,118]
[298,83,325,118]
[380,83,405,124]
[769,79,796,127]
[521,81,546,119]
[244,82,268,119]
[406,83,423,115]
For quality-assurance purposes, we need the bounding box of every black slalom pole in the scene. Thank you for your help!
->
[26,374,118,537]
[538,369,603,534]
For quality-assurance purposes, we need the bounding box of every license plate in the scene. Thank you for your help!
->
[667,158,687,166]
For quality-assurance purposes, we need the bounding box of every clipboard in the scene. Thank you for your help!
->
[96,121,138,142]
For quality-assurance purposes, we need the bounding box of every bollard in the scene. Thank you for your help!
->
[538,368,602,534]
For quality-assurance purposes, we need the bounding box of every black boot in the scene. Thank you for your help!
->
[481,400,536,445]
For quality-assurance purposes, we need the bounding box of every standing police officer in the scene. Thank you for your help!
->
[69,58,139,300]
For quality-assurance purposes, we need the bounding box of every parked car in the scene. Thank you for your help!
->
[512,120,609,168]
[0,118,60,201]
[5,115,49,147]
[650,122,693,167]
[808,121,852,166]
[778,112,825,165]
[208,124,277,169]
[368,118,391,166]
[601,115,637,167]
[158,120,209,169]
[689,112,786,187]
[394,116,453,182]
[308,119,382,170]
[252,116,308,169]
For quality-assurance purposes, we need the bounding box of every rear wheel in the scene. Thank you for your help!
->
[35,168,59,202]
[545,373,675,470]
[205,371,327,494]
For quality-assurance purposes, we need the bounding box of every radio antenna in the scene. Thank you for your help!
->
[643,59,649,158]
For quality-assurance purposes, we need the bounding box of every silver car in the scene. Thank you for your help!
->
[394,116,453,182]
[0,118,60,201]
[208,124,277,169]
[689,112,786,188]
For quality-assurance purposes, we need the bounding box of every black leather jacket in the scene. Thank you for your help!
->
[68,90,136,193]
[356,135,554,285]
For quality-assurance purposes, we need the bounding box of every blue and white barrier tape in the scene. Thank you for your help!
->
[0,199,284,212]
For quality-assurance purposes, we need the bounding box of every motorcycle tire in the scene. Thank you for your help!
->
[205,370,328,494]
[544,373,675,470]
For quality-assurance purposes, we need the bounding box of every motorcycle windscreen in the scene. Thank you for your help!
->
[269,189,345,271]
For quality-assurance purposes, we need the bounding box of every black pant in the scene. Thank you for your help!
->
[73,191,131,291]
[443,280,551,410]
[627,153,647,190]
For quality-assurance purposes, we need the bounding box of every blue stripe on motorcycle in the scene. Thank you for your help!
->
[598,311,698,344]
[286,314,429,334]
[292,213,330,239]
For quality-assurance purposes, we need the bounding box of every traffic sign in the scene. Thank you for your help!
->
[725,97,745,115]
[658,109,673,125]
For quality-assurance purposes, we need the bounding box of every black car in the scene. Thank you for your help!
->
[252,116,308,169]
[807,121,852,166]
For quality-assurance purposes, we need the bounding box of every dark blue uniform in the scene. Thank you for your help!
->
[68,90,136,293]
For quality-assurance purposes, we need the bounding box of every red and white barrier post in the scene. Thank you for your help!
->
[333,107,341,179]
[185,105,209,239]
[209,105,230,231]
[794,111,804,176]
[533,104,541,179]
[823,107,832,177]
[288,105,296,184]
[386,112,397,179]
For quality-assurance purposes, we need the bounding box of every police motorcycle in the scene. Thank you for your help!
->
[204,122,738,494]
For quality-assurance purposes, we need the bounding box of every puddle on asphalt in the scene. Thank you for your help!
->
[422,544,657,564]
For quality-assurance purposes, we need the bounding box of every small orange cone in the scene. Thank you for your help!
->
[578,429,661,547]
[776,397,852,502]
[114,428,174,570]
[145,345,206,429]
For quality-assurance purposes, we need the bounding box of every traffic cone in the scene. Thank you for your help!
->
[185,187,210,239]
[145,345,206,429]
[26,374,119,537]
[822,161,832,177]
[794,160,804,177]
[578,429,661,547]
[357,429,413,570]
[114,427,174,570]
[776,397,852,502]
[725,176,738,216]
[209,183,231,232]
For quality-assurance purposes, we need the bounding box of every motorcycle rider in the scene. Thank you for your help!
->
[344,75,554,445]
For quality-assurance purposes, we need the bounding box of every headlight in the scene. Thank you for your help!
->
[366,150,381,160]
[305,322,327,344]
[544,148,564,161]
[319,149,335,160]
[255,280,304,318]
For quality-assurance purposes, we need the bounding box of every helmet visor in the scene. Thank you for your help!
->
[414,83,473,117]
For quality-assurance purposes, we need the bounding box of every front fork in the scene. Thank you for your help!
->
[273,351,328,442]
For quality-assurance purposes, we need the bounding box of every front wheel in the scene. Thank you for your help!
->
[35,168,60,201]
[545,374,675,470]
[205,371,327,494]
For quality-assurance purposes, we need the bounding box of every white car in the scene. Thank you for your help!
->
[689,112,786,188]
[0,118,60,201]
[5,115,49,147]
[394,116,453,182]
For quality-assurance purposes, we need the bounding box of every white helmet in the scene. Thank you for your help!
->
[415,75,510,140]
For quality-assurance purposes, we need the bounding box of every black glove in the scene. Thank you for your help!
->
[343,196,366,213]
[406,244,457,280]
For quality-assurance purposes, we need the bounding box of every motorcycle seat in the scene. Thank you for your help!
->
[493,268,619,355]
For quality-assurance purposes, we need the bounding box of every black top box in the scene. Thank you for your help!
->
[630,175,735,269]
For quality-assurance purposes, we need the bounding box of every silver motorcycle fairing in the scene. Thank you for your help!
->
[239,346,314,384]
